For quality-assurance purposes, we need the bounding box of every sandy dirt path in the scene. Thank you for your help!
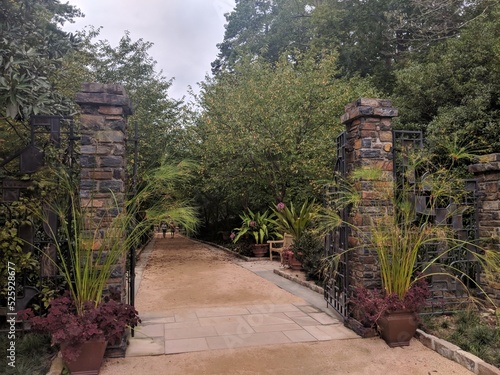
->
[134,235,303,312]
[100,234,473,375]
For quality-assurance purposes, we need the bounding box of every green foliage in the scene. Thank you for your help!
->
[0,332,55,375]
[31,161,199,314]
[136,161,200,236]
[196,49,377,231]
[56,29,185,172]
[0,0,81,119]
[212,0,317,73]
[0,200,39,300]
[233,209,277,244]
[324,155,500,306]
[427,310,500,368]
[214,0,493,93]
[291,229,324,282]
[393,3,500,153]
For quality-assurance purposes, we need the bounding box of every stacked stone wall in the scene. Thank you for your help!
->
[469,153,500,306]
[341,98,398,291]
[75,83,133,300]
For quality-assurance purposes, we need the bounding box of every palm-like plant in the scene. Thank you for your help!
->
[233,209,277,244]
[270,200,318,240]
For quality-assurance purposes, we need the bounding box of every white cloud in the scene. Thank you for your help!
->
[64,0,235,100]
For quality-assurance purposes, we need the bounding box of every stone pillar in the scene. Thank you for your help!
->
[468,153,500,306]
[75,83,133,300]
[340,98,398,291]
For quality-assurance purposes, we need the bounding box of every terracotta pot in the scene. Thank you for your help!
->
[377,310,418,347]
[288,255,302,270]
[252,244,268,257]
[64,339,107,375]
[284,251,302,270]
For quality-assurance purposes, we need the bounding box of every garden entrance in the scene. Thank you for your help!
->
[324,99,481,321]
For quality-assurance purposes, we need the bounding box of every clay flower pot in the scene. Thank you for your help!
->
[63,339,107,375]
[252,243,268,257]
[377,310,418,347]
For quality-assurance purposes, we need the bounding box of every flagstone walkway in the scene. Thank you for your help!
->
[126,235,357,356]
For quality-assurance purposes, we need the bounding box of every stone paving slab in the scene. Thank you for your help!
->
[126,302,358,356]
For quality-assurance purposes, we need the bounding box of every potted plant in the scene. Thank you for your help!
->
[18,190,144,373]
[270,200,319,268]
[270,200,318,241]
[233,209,278,257]
[19,293,140,372]
[350,278,431,347]
[289,229,325,279]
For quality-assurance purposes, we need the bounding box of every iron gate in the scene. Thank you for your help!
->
[393,130,480,314]
[324,129,481,319]
[0,116,77,313]
[324,131,349,318]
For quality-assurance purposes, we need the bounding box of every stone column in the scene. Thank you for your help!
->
[75,83,133,300]
[468,153,500,306]
[340,98,398,291]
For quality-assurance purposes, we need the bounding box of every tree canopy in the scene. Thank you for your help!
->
[1,0,498,239]
[0,0,81,119]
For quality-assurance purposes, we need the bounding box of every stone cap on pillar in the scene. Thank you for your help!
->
[469,153,500,174]
[341,98,398,124]
[75,83,134,115]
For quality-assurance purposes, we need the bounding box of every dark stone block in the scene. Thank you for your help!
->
[80,155,97,168]
[360,149,381,158]
[113,168,125,180]
[81,135,92,145]
[110,120,126,131]
[358,106,374,116]
[99,180,123,193]
[361,138,372,148]
[101,156,123,168]
[80,180,97,190]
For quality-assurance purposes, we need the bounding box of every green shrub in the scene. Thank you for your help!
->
[292,230,324,282]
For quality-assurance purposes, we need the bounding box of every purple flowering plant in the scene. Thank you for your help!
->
[350,278,431,326]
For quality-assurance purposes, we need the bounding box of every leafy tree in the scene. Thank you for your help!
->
[213,0,496,93]
[0,0,81,119]
[212,0,318,73]
[393,3,500,154]
[196,50,378,232]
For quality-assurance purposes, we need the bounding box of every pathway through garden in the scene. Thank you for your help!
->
[99,234,473,375]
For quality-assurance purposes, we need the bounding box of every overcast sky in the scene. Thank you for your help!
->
[63,0,235,100]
